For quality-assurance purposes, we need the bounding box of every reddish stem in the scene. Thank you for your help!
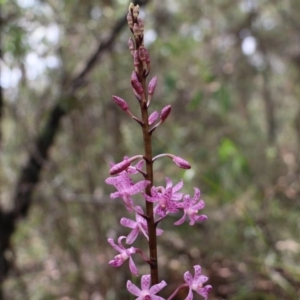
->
[167,283,189,300]
[140,81,158,284]
[134,247,151,264]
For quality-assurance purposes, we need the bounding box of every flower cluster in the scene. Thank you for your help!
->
[105,3,212,300]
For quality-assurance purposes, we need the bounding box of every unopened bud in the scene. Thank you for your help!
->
[128,2,134,13]
[112,95,129,111]
[109,159,131,175]
[148,76,157,95]
[139,46,147,62]
[133,50,140,67]
[133,4,139,18]
[160,105,171,121]
[173,156,191,169]
[138,18,144,35]
[128,38,135,52]
[131,71,143,95]
[127,13,133,28]
[148,111,159,125]
[144,48,150,64]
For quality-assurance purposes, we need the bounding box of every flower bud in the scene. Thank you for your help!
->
[160,105,171,121]
[131,71,143,95]
[109,159,131,175]
[127,13,133,28]
[128,2,134,13]
[148,76,157,95]
[173,156,191,169]
[138,46,147,62]
[112,96,129,111]
[148,111,159,125]
[137,18,144,35]
[132,88,141,101]
[133,50,140,67]
[133,4,139,18]
[128,38,135,52]
[144,48,150,64]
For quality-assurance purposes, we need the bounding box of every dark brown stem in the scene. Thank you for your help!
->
[140,82,158,284]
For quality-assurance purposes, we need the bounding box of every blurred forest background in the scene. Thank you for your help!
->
[1,0,300,299]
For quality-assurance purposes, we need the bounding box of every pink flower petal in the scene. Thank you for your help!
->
[126,226,140,244]
[129,256,139,276]
[129,180,151,195]
[184,289,194,300]
[127,280,141,296]
[193,265,202,282]
[173,179,183,192]
[184,271,194,285]
[141,274,151,291]
[192,200,205,210]
[174,213,187,226]
[120,217,136,229]
[148,280,167,294]
[107,238,123,253]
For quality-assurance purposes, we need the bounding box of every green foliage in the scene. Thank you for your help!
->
[188,90,203,111]
[218,137,249,175]
[213,85,232,112]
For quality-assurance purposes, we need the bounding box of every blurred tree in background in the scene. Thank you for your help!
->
[1,0,300,299]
